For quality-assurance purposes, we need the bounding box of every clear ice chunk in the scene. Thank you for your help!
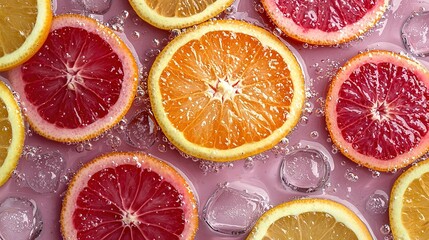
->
[402,11,429,57]
[366,190,389,214]
[17,150,65,193]
[125,110,158,150]
[0,197,42,240]
[203,181,270,235]
[280,142,331,193]
[76,0,112,14]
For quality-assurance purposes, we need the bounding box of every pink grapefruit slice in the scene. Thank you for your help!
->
[326,50,429,172]
[61,152,198,240]
[261,0,389,45]
[9,14,138,143]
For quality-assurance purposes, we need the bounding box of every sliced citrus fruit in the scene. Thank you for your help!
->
[61,152,198,240]
[0,0,52,71]
[128,0,235,30]
[261,0,389,45]
[148,20,305,162]
[9,14,139,143]
[325,50,429,172]
[390,158,429,240]
[0,80,25,186]
[247,198,372,239]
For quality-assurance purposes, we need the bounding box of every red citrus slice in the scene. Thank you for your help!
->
[326,50,429,171]
[61,152,198,240]
[261,0,389,45]
[9,14,138,142]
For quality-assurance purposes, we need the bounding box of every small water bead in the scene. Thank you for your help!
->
[131,30,140,39]
[225,5,237,14]
[366,190,389,214]
[254,3,265,13]
[106,134,121,149]
[380,224,391,235]
[299,116,309,125]
[244,157,254,169]
[344,169,359,182]
[157,144,167,153]
[272,27,283,37]
[75,143,85,153]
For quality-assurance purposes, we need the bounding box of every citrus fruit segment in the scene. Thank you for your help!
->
[9,14,139,143]
[247,198,372,240]
[148,20,305,162]
[325,50,429,171]
[261,0,389,45]
[61,152,198,240]
[128,0,235,30]
[390,158,429,240]
[0,0,52,71]
[0,80,25,187]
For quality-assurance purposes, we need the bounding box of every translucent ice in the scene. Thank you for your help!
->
[81,0,112,14]
[280,143,331,193]
[402,11,429,57]
[17,150,65,193]
[203,181,270,235]
[125,110,158,150]
[0,197,42,240]
[366,190,389,214]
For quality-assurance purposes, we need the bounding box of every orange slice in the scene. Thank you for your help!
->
[326,50,429,171]
[61,152,198,239]
[247,198,372,240]
[128,0,235,30]
[148,20,305,162]
[0,80,25,186]
[390,158,429,240]
[0,0,53,71]
[9,14,138,143]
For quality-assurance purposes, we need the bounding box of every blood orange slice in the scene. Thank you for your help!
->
[261,0,389,45]
[326,50,429,171]
[9,14,138,143]
[61,152,198,240]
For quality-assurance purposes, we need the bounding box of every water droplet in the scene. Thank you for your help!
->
[310,131,319,139]
[380,224,391,235]
[366,190,389,214]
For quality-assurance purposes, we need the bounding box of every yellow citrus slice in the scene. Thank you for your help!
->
[0,80,25,186]
[390,158,429,240]
[128,0,235,30]
[247,198,372,240]
[148,20,305,162]
[0,0,53,71]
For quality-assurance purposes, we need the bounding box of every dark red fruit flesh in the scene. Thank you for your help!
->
[337,62,429,160]
[21,26,124,129]
[73,164,185,240]
[276,0,378,32]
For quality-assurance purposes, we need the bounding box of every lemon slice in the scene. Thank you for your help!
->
[247,198,372,240]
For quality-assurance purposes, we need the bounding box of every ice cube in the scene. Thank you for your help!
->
[366,190,389,214]
[203,181,270,235]
[125,110,158,150]
[402,11,429,57]
[0,197,42,240]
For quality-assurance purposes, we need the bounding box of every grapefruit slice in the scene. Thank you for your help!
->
[0,80,25,187]
[61,152,198,240]
[261,0,389,45]
[148,20,305,162]
[247,198,372,239]
[0,0,53,71]
[128,0,235,30]
[326,50,429,171]
[390,157,429,240]
[9,14,139,143]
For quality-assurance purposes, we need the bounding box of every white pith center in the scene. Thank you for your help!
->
[66,67,83,91]
[208,77,242,102]
[371,100,391,122]
[122,211,139,226]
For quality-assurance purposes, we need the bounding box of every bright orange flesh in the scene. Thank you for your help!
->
[0,99,12,165]
[145,0,216,17]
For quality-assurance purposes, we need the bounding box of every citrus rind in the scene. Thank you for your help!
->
[148,20,305,162]
[325,50,429,172]
[0,0,53,71]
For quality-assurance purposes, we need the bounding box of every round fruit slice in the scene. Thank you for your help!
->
[129,0,235,30]
[326,50,429,172]
[247,198,372,239]
[390,158,429,240]
[149,20,305,162]
[261,0,389,45]
[61,152,198,240]
[0,0,52,71]
[0,80,25,187]
[9,14,138,143]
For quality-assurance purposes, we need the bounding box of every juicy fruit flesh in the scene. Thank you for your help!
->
[74,164,186,240]
[145,0,216,17]
[401,172,429,238]
[276,0,377,32]
[160,30,294,150]
[21,26,124,129]
[0,0,37,57]
[264,212,358,239]
[337,62,429,160]
[0,100,11,166]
